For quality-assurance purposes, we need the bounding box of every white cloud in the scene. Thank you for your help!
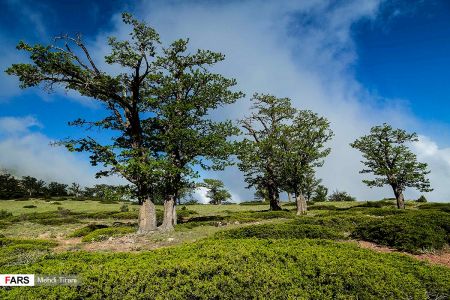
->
[0,116,125,187]
[0,116,42,135]
[192,187,209,204]
[412,136,450,201]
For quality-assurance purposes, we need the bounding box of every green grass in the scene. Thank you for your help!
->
[0,199,129,215]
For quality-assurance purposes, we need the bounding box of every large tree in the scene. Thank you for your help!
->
[278,110,333,215]
[147,39,243,231]
[350,123,432,209]
[237,94,296,211]
[6,13,163,233]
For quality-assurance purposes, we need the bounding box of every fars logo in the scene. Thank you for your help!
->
[0,274,35,286]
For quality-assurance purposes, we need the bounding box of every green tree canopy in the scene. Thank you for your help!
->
[147,38,243,230]
[278,110,333,214]
[237,93,296,211]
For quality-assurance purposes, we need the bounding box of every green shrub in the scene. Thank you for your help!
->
[352,211,450,253]
[23,205,37,208]
[239,200,269,205]
[0,238,57,267]
[355,200,393,208]
[111,211,138,219]
[328,190,356,202]
[358,208,408,216]
[0,209,12,219]
[81,227,135,242]
[179,210,295,229]
[217,223,345,240]
[0,239,448,299]
[309,204,340,210]
[68,224,109,238]
[418,202,450,213]
[292,213,374,233]
[416,195,427,203]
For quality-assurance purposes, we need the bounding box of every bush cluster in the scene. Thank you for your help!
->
[328,190,356,202]
[352,211,450,253]
[0,238,57,267]
[0,239,448,299]
[216,223,344,240]
[179,210,295,229]
[68,224,109,238]
[81,227,135,242]
[418,202,450,213]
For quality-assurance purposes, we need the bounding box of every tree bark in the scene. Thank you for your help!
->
[159,195,176,232]
[394,189,405,209]
[287,192,292,202]
[137,199,157,234]
[296,193,307,215]
[268,184,282,211]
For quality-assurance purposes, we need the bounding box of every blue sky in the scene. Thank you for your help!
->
[354,0,450,133]
[1,0,450,201]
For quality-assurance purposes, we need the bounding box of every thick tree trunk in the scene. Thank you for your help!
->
[268,185,282,211]
[137,199,157,234]
[159,195,176,232]
[394,190,405,209]
[296,193,307,215]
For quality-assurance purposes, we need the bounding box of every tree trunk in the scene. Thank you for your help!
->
[296,193,307,215]
[394,189,405,209]
[287,192,292,202]
[137,199,157,234]
[159,195,176,232]
[268,185,282,211]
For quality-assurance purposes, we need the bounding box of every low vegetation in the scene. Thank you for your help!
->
[1,239,449,299]
[0,199,448,299]
[352,210,450,253]
[81,227,135,242]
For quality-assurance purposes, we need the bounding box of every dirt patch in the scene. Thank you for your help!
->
[356,240,450,268]
[54,237,83,252]
[82,234,161,252]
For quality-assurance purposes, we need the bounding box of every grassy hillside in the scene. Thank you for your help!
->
[0,198,449,299]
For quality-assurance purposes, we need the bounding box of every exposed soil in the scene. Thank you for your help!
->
[356,240,450,268]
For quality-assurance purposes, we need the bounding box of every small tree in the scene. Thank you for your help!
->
[351,123,432,209]
[201,179,231,205]
[68,182,82,198]
[312,185,328,202]
[416,195,427,203]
